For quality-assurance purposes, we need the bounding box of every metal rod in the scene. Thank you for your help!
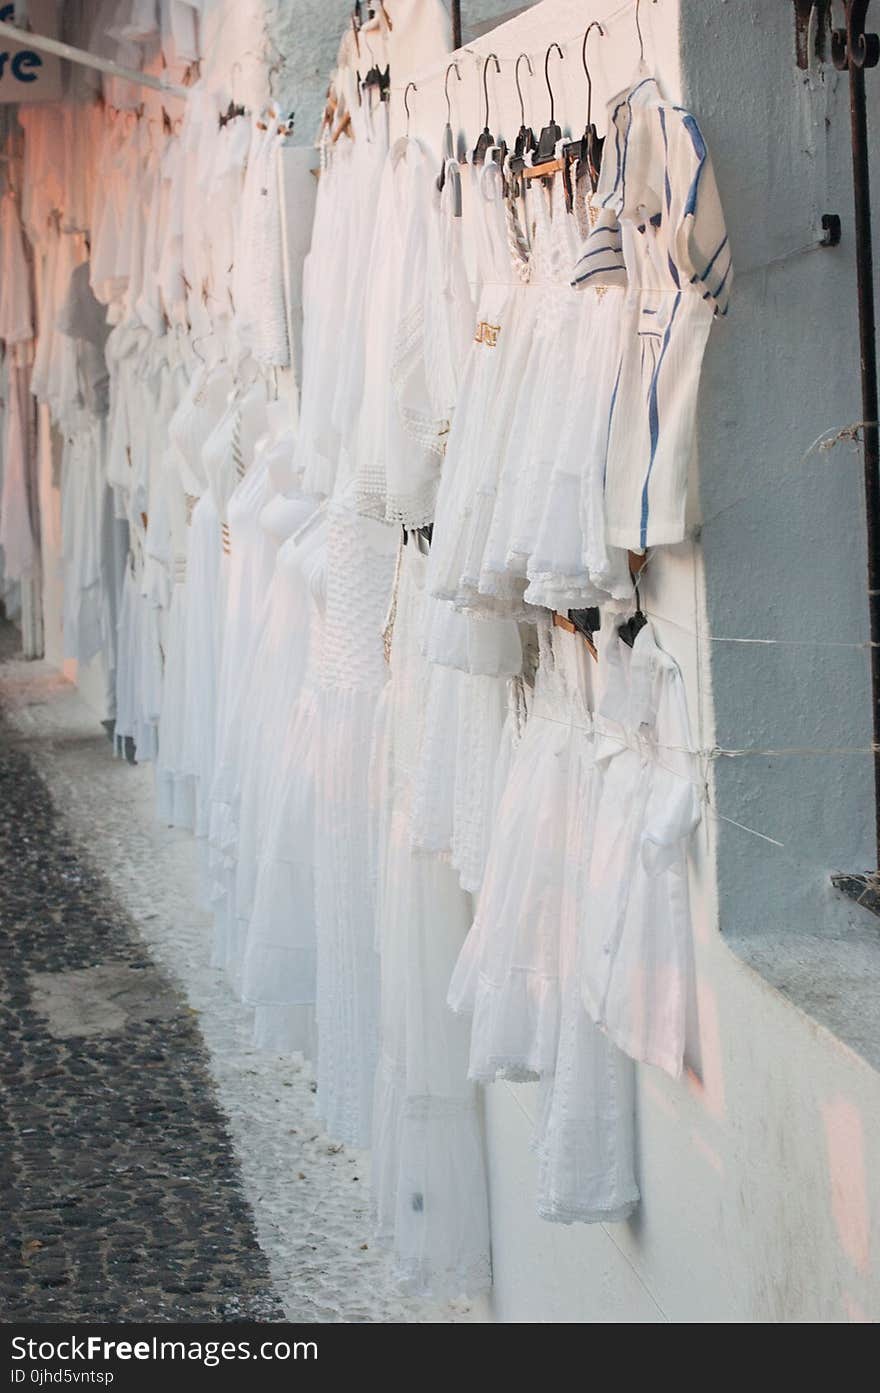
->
[849,61,880,859]
[451,0,462,51]
[0,20,190,98]
[833,2,880,859]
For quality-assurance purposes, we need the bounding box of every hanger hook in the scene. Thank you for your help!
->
[404,80,417,135]
[635,0,656,66]
[514,53,533,129]
[581,22,604,127]
[482,52,500,131]
[544,41,563,125]
[444,60,461,125]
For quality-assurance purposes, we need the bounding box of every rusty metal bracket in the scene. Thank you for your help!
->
[831,0,880,67]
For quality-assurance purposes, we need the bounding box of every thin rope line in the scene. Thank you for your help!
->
[644,609,878,650]
[526,706,788,848]
[696,422,870,534]
[527,707,879,761]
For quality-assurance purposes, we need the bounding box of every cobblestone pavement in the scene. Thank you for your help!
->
[0,624,485,1324]
[0,628,281,1322]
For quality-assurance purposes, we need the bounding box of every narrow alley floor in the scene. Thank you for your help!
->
[0,622,481,1324]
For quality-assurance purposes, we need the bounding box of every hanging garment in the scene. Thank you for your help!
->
[449,617,640,1226]
[581,615,701,1079]
[571,77,731,549]
[234,120,289,369]
[371,541,491,1298]
[240,509,326,1055]
[0,362,39,586]
[231,496,322,981]
[425,152,535,617]
[0,190,34,349]
[448,619,583,1082]
[155,406,197,827]
[354,134,446,529]
[312,498,397,1148]
[476,153,581,614]
[56,260,111,420]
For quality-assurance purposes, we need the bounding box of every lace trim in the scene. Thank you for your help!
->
[390,304,449,461]
[384,476,439,531]
[536,1197,639,1227]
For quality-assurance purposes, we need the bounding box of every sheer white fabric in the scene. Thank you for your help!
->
[372,543,491,1297]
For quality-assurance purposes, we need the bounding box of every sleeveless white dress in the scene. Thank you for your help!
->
[208,403,289,965]
[312,497,397,1148]
[371,543,491,1297]
[241,510,327,1055]
[449,616,640,1226]
[231,493,321,965]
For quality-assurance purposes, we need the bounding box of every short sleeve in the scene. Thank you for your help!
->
[641,658,702,875]
[664,108,732,317]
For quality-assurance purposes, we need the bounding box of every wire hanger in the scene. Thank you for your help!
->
[444,59,461,156]
[437,61,463,212]
[562,21,606,205]
[472,52,501,165]
[618,554,649,648]
[219,60,247,128]
[362,31,390,101]
[403,81,417,137]
[514,53,536,158]
[533,41,563,163]
[635,0,658,69]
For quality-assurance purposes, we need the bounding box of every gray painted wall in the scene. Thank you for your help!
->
[683,2,878,963]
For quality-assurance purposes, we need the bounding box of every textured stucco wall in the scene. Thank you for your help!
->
[681,4,880,994]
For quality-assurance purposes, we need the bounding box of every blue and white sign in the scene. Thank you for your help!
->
[0,0,62,103]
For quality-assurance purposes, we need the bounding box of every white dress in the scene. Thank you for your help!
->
[208,402,288,964]
[371,542,491,1297]
[312,497,397,1148]
[230,495,321,957]
[448,620,580,1082]
[581,617,701,1079]
[155,355,197,828]
[475,154,578,614]
[571,77,732,549]
[167,357,235,830]
[354,134,445,529]
[426,153,532,615]
[241,510,326,1055]
[449,617,640,1225]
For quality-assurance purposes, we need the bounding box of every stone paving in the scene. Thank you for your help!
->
[0,623,485,1323]
[0,628,281,1323]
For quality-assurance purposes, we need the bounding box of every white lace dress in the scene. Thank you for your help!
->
[230,496,320,958]
[354,134,445,529]
[449,617,640,1226]
[208,400,288,967]
[312,497,397,1148]
[167,357,235,833]
[371,542,491,1297]
[580,617,701,1079]
[241,510,327,1056]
